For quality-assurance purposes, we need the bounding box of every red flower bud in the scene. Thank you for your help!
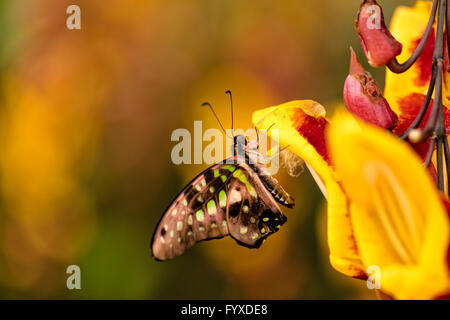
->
[344,48,398,129]
[356,0,402,67]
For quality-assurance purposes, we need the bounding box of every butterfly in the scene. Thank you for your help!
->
[151,91,295,261]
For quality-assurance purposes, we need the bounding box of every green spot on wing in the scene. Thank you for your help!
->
[233,170,242,178]
[207,200,217,215]
[196,210,204,222]
[219,190,227,207]
[239,174,247,183]
[223,165,236,172]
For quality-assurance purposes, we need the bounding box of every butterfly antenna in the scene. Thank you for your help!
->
[266,122,276,132]
[254,109,277,129]
[225,90,234,138]
[255,127,260,145]
[202,102,233,139]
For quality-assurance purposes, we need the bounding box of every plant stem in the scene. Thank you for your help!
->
[387,0,438,73]
[399,0,449,194]
[432,0,448,193]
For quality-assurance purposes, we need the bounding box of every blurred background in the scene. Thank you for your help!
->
[0,0,412,299]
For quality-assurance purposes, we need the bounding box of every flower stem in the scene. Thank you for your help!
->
[443,136,450,188]
[430,0,448,194]
[437,136,445,191]
[424,137,437,168]
[399,66,436,139]
[398,0,449,194]
[387,0,438,73]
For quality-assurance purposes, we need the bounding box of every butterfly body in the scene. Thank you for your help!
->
[151,135,295,261]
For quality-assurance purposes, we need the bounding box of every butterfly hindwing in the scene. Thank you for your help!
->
[151,163,236,261]
[226,163,287,248]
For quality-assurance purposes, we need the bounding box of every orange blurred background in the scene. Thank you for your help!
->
[0,0,411,299]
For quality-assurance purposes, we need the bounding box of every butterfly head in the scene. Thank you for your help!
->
[202,92,260,161]
[233,134,247,146]
[233,134,247,159]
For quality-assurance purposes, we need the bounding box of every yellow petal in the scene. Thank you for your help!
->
[328,114,450,299]
[252,101,366,278]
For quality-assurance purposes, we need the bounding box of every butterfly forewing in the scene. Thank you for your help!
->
[151,163,235,261]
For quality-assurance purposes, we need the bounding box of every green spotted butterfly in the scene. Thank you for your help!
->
[151,93,295,261]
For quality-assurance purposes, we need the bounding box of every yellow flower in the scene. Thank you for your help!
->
[253,101,366,279]
[252,101,450,299]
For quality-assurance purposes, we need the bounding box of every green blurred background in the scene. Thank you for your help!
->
[0,0,412,299]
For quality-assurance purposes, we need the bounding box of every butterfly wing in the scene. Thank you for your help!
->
[226,163,287,248]
[151,161,287,261]
[151,162,236,261]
